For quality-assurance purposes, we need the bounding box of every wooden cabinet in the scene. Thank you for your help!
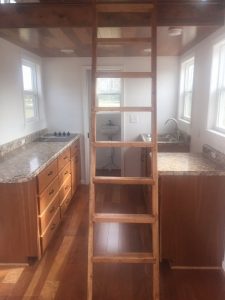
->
[158,142,189,152]
[0,137,80,263]
[70,139,81,195]
[0,180,40,263]
[160,175,225,268]
[37,159,58,193]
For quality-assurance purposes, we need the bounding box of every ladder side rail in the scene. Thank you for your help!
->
[151,1,160,299]
[87,1,97,300]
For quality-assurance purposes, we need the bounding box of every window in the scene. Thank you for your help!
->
[22,60,39,122]
[0,0,16,3]
[179,57,195,122]
[97,78,121,107]
[209,39,225,133]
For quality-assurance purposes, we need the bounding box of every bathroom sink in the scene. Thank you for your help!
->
[101,125,120,137]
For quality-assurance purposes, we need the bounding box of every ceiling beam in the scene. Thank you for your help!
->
[0,3,223,28]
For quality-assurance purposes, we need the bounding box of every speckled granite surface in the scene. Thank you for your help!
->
[0,135,79,183]
[0,129,47,157]
[158,153,225,176]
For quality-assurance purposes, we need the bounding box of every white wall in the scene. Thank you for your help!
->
[179,25,225,153]
[44,56,179,179]
[0,38,46,145]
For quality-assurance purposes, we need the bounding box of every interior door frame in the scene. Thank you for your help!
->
[82,65,125,184]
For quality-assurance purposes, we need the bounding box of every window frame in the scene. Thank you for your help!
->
[178,56,195,123]
[22,59,39,123]
[209,39,225,134]
[96,76,123,109]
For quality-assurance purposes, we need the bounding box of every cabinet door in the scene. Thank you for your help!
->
[76,153,81,187]
[71,156,77,195]
[160,175,225,267]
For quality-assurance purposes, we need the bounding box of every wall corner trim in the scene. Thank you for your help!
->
[222,260,225,272]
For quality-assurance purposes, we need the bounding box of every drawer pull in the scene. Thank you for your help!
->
[50,223,57,231]
[64,171,69,175]
[48,171,53,176]
[63,156,68,160]
[49,189,54,196]
[65,185,69,191]
[49,206,56,214]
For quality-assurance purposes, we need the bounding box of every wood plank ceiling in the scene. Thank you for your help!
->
[0,0,223,57]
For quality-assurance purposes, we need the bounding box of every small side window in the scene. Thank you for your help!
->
[97,78,121,107]
[178,57,195,123]
[209,39,225,134]
[22,60,39,122]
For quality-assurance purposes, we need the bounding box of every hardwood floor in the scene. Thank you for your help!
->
[0,185,225,300]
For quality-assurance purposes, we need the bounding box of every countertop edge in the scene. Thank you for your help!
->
[0,135,80,184]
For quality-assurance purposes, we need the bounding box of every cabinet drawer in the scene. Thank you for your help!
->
[59,175,71,204]
[37,159,58,193]
[38,176,59,214]
[39,194,60,235]
[60,190,72,218]
[58,148,71,171]
[70,140,80,157]
[41,208,61,253]
[58,162,71,188]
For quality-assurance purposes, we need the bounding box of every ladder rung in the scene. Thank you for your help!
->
[93,213,156,224]
[97,38,151,44]
[93,141,153,148]
[94,106,153,112]
[93,253,156,264]
[93,176,154,185]
[97,3,154,13]
[96,71,152,78]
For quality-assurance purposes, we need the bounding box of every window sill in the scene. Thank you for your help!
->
[207,129,225,138]
[178,118,191,125]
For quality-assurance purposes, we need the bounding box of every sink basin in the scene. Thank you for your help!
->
[143,133,180,143]
[158,134,179,143]
[101,125,120,137]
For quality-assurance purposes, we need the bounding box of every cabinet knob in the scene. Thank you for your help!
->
[49,189,54,196]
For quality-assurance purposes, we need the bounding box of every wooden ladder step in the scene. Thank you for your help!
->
[93,141,153,148]
[93,252,156,264]
[97,3,154,13]
[97,38,151,44]
[94,106,153,112]
[93,176,154,185]
[93,213,156,224]
[96,71,152,78]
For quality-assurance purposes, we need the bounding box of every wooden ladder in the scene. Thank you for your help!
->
[88,2,159,299]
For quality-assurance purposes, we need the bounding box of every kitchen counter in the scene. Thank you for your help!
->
[0,135,80,183]
[158,152,225,268]
[158,152,225,176]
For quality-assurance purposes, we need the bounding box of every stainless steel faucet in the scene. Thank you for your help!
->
[164,118,180,141]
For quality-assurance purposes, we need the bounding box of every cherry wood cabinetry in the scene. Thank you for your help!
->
[160,175,225,268]
[0,138,80,263]
[70,139,81,195]
[0,179,40,263]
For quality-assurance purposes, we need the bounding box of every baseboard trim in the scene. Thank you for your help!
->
[171,266,221,270]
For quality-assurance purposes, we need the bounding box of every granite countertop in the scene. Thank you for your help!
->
[0,135,80,183]
[158,152,225,176]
